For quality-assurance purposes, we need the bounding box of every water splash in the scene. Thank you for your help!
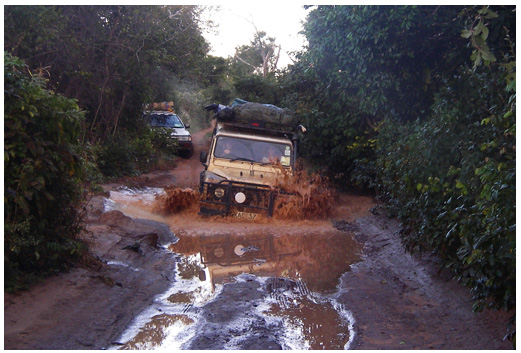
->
[273,166,335,220]
[153,187,200,215]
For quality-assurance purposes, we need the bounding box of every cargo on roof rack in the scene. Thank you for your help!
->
[144,101,174,112]
[206,98,299,132]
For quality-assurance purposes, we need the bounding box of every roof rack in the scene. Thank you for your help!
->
[216,119,296,137]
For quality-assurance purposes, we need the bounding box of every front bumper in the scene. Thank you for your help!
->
[199,178,276,217]
[174,139,193,151]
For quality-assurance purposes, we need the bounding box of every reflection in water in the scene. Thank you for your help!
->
[177,232,359,349]
[171,230,360,294]
[106,187,360,350]
[120,314,194,350]
[113,253,216,350]
[268,295,350,350]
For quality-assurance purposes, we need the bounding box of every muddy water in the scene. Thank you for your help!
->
[105,187,361,350]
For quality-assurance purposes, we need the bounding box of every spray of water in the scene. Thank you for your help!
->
[153,187,200,215]
[273,165,335,220]
[153,165,335,222]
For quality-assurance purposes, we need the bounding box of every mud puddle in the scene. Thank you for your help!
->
[105,187,361,350]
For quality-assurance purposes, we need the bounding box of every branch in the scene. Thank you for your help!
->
[234,54,257,70]
[273,45,281,69]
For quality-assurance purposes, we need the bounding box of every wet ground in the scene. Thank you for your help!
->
[101,185,362,350]
[4,128,514,350]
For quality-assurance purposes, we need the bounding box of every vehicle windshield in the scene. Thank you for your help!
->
[214,136,292,166]
[148,113,184,128]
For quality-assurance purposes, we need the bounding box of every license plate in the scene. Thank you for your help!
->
[232,211,258,220]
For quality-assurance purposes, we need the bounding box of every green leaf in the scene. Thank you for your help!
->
[481,49,496,62]
[481,25,489,40]
[483,9,498,19]
[461,29,472,38]
[474,22,484,36]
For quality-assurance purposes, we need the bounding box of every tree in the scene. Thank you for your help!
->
[4,5,209,143]
[198,55,235,104]
[231,30,281,78]
[4,53,86,289]
[282,5,516,329]
[281,5,514,184]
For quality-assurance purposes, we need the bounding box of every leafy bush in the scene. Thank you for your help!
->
[94,124,182,178]
[4,53,86,289]
[282,5,515,319]
[376,63,515,313]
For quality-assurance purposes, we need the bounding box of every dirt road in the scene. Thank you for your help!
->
[4,127,513,349]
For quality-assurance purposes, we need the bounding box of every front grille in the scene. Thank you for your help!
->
[200,180,275,216]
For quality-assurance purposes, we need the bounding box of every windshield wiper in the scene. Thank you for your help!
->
[230,157,256,163]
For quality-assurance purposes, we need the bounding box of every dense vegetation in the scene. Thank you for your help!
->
[4,5,210,289]
[281,5,515,335]
[4,5,211,178]
[4,53,86,289]
[4,4,515,339]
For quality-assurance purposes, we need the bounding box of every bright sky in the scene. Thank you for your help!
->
[201,3,310,68]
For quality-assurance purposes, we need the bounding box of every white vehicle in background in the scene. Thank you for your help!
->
[143,103,194,158]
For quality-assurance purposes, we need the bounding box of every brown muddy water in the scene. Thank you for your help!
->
[105,186,361,350]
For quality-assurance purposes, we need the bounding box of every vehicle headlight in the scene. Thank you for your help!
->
[235,192,246,204]
[178,135,192,142]
[214,188,225,198]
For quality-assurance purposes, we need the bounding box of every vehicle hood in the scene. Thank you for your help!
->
[153,126,190,137]
[209,159,289,186]
[172,127,190,136]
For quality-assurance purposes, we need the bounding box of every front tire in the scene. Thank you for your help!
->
[179,145,194,159]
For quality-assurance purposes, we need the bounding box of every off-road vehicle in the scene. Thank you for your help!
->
[143,109,194,158]
[199,100,304,219]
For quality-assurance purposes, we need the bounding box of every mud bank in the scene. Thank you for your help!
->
[334,215,513,350]
[4,198,179,349]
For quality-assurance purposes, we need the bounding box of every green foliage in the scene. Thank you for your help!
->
[301,5,467,120]
[4,53,86,289]
[233,75,281,104]
[282,5,516,329]
[199,55,235,104]
[282,6,473,188]
[4,5,209,143]
[376,62,515,313]
[461,6,499,66]
[94,129,169,178]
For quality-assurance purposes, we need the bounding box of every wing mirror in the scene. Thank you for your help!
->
[200,151,208,165]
